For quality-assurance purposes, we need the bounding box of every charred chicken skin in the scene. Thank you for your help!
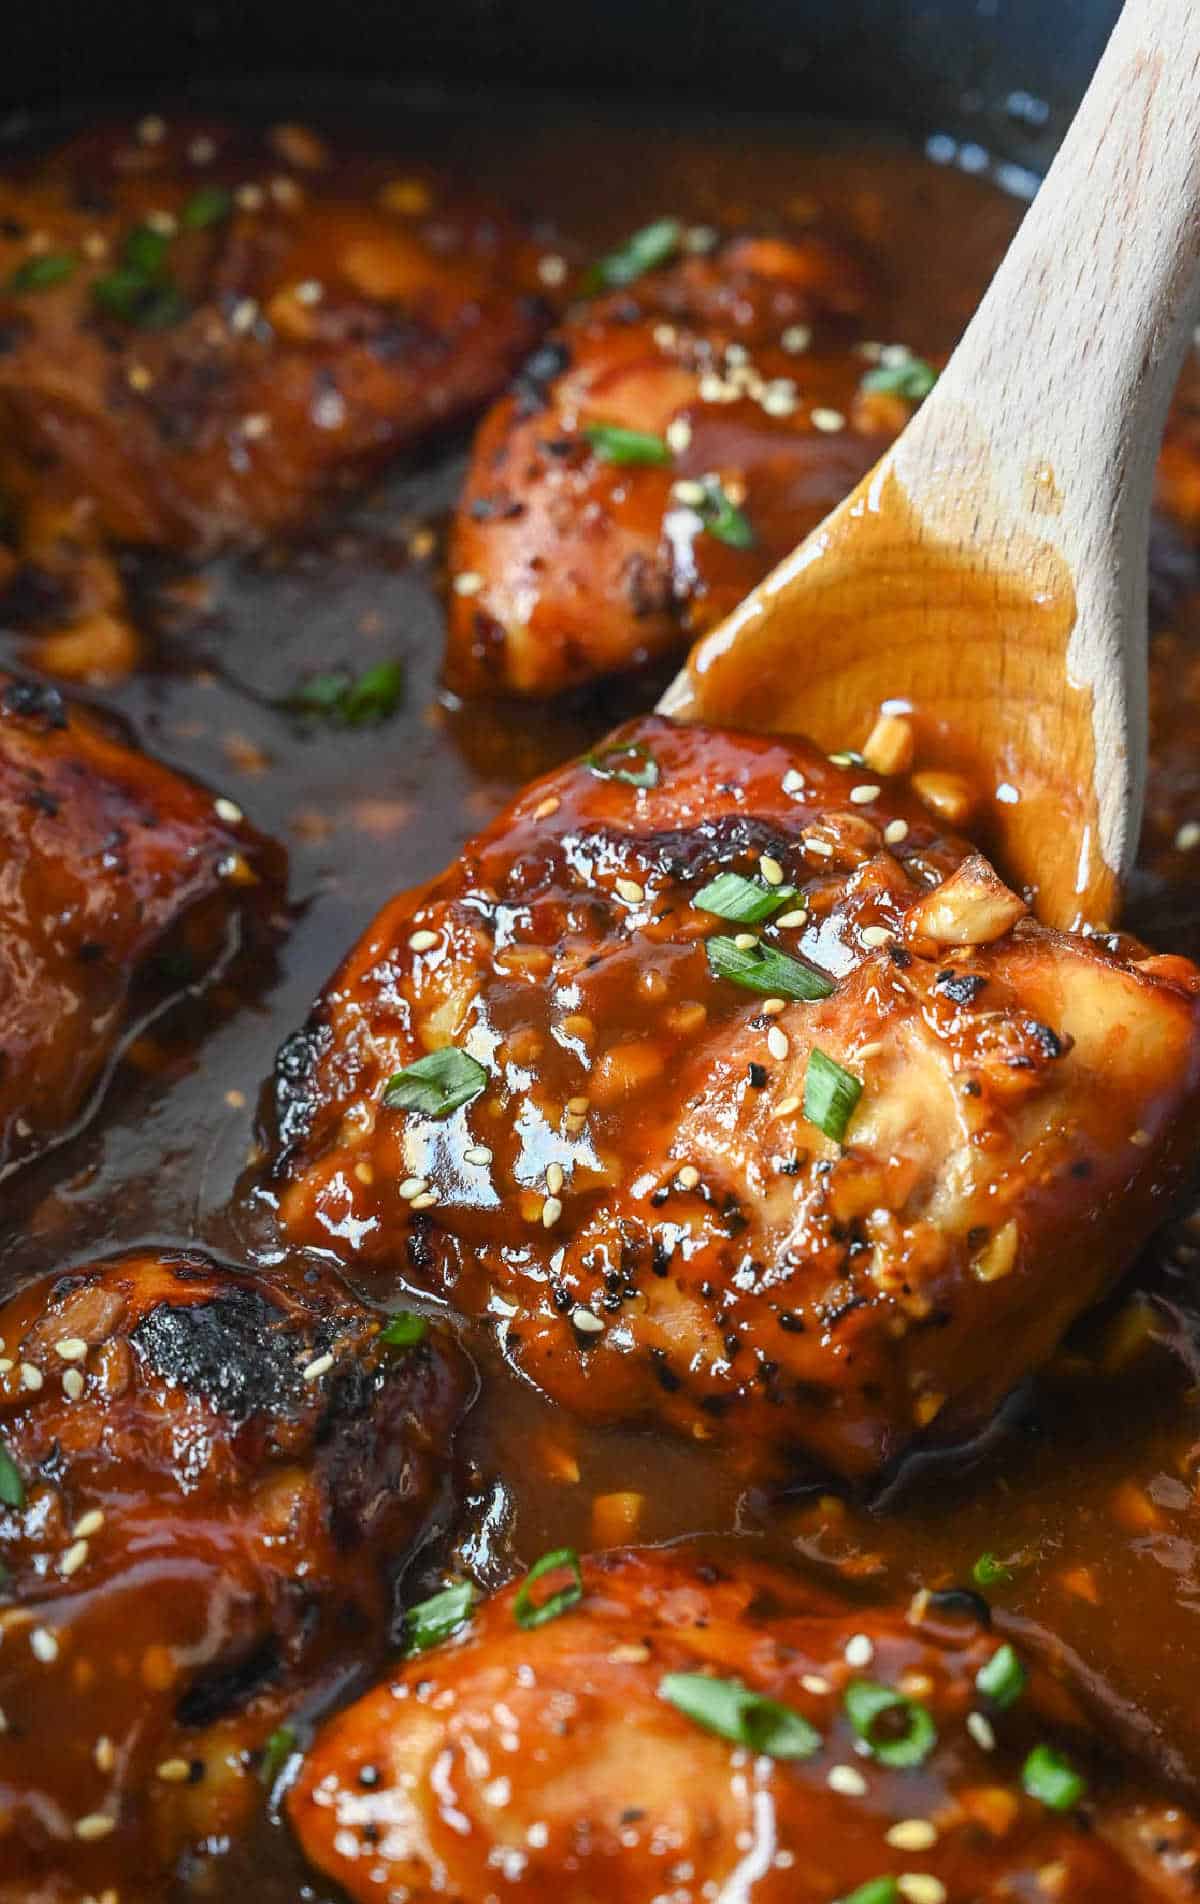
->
[444,226,929,697]
[258,714,1200,1482]
[0,117,546,678]
[289,1543,1200,1903]
[0,672,278,1174]
[0,1250,469,1901]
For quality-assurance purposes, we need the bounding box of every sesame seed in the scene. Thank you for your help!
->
[537,253,568,287]
[156,1758,192,1783]
[464,1145,493,1166]
[884,818,910,845]
[609,1642,651,1663]
[827,1764,868,1796]
[61,1540,89,1578]
[127,363,154,392]
[801,1673,830,1695]
[54,1338,88,1363]
[533,795,561,820]
[782,768,805,795]
[294,278,324,304]
[74,1509,104,1539]
[897,1879,946,1904]
[759,855,785,885]
[137,114,166,144]
[806,838,834,859]
[1130,1128,1152,1147]
[566,1096,590,1115]
[1176,821,1200,850]
[410,1191,440,1210]
[354,1160,374,1185]
[74,1812,117,1842]
[666,417,692,454]
[146,209,177,237]
[400,1177,429,1200]
[761,379,798,417]
[782,324,812,353]
[811,407,846,433]
[862,925,892,947]
[672,477,708,506]
[214,797,244,824]
[762,997,787,1015]
[63,1369,84,1402]
[571,1306,604,1333]
[542,1196,563,1228]
[615,877,645,904]
[774,1096,802,1117]
[302,1352,334,1381]
[0,1359,11,1375]
[83,231,109,260]
[844,1632,875,1668]
[20,1364,42,1391]
[230,297,259,334]
[453,571,484,596]
[546,1162,565,1195]
[653,323,678,350]
[408,929,439,952]
[887,1820,938,1851]
[775,909,808,929]
[94,1735,115,1772]
[684,224,718,252]
[766,1027,789,1060]
[189,134,217,163]
[30,1627,58,1663]
[240,413,271,440]
[273,175,303,210]
[849,783,881,805]
[676,1164,701,1190]
[725,342,750,367]
[733,932,758,951]
[966,1710,996,1751]
[235,183,265,211]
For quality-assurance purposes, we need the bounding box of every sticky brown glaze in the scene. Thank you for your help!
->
[444,228,925,697]
[0,672,281,1175]
[255,714,1200,1483]
[0,1249,470,1902]
[0,117,547,679]
[288,1543,1200,1903]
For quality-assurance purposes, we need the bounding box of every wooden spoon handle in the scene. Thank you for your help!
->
[894,0,1200,881]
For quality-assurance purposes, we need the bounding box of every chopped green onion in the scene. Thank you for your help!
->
[181,184,233,230]
[693,871,798,924]
[259,1724,297,1787]
[975,1642,1027,1709]
[843,1679,937,1768]
[383,1048,488,1119]
[0,1441,24,1511]
[836,1883,900,1904]
[803,1049,863,1143]
[403,1579,479,1654]
[696,478,754,550]
[92,268,188,329]
[660,1672,821,1760]
[706,934,833,1002]
[8,252,76,292]
[513,1547,583,1629]
[123,224,172,277]
[583,738,660,789]
[972,1551,1015,1590]
[584,421,671,466]
[290,659,405,726]
[378,1312,429,1350]
[861,353,938,401]
[1022,1743,1087,1811]
[586,217,682,291]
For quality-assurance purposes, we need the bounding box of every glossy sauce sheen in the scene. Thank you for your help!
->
[1,98,1200,1901]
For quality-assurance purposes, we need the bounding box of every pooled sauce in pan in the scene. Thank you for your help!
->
[2,94,1200,1900]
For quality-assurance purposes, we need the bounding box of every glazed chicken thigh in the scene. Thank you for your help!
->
[289,1543,1200,1902]
[0,117,546,677]
[444,224,928,697]
[0,671,278,1174]
[259,714,1200,1481]
[0,1250,469,1901]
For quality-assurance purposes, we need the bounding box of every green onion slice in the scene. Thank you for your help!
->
[861,353,938,401]
[1022,1742,1087,1811]
[836,1882,900,1904]
[289,659,404,725]
[259,1724,297,1787]
[972,1551,1015,1590]
[843,1679,937,1768]
[404,1579,479,1654]
[660,1671,821,1760]
[707,935,833,1001]
[92,270,188,329]
[513,1547,584,1629]
[383,1048,488,1119]
[697,478,754,549]
[181,184,233,230]
[803,1049,863,1142]
[975,1642,1027,1710]
[583,738,660,789]
[378,1312,429,1350]
[0,1440,25,1510]
[584,421,671,466]
[693,871,798,923]
[123,224,171,277]
[586,217,682,290]
[8,252,76,292]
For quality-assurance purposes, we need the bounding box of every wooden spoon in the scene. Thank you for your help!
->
[660,0,1200,929]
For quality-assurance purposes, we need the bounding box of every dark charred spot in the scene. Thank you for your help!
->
[511,339,571,415]
[650,1347,681,1392]
[176,1634,282,1727]
[935,971,987,1006]
[270,1020,334,1157]
[2,676,68,731]
[1024,1018,1066,1059]
[747,1062,768,1089]
[130,1284,318,1424]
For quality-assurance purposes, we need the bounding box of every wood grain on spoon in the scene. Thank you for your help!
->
[661,0,1200,929]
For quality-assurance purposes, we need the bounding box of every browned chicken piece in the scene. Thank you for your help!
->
[0,670,280,1174]
[254,714,1200,1483]
[0,1250,469,1902]
[443,224,928,697]
[289,1543,1200,1903]
[0,116,547,679]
